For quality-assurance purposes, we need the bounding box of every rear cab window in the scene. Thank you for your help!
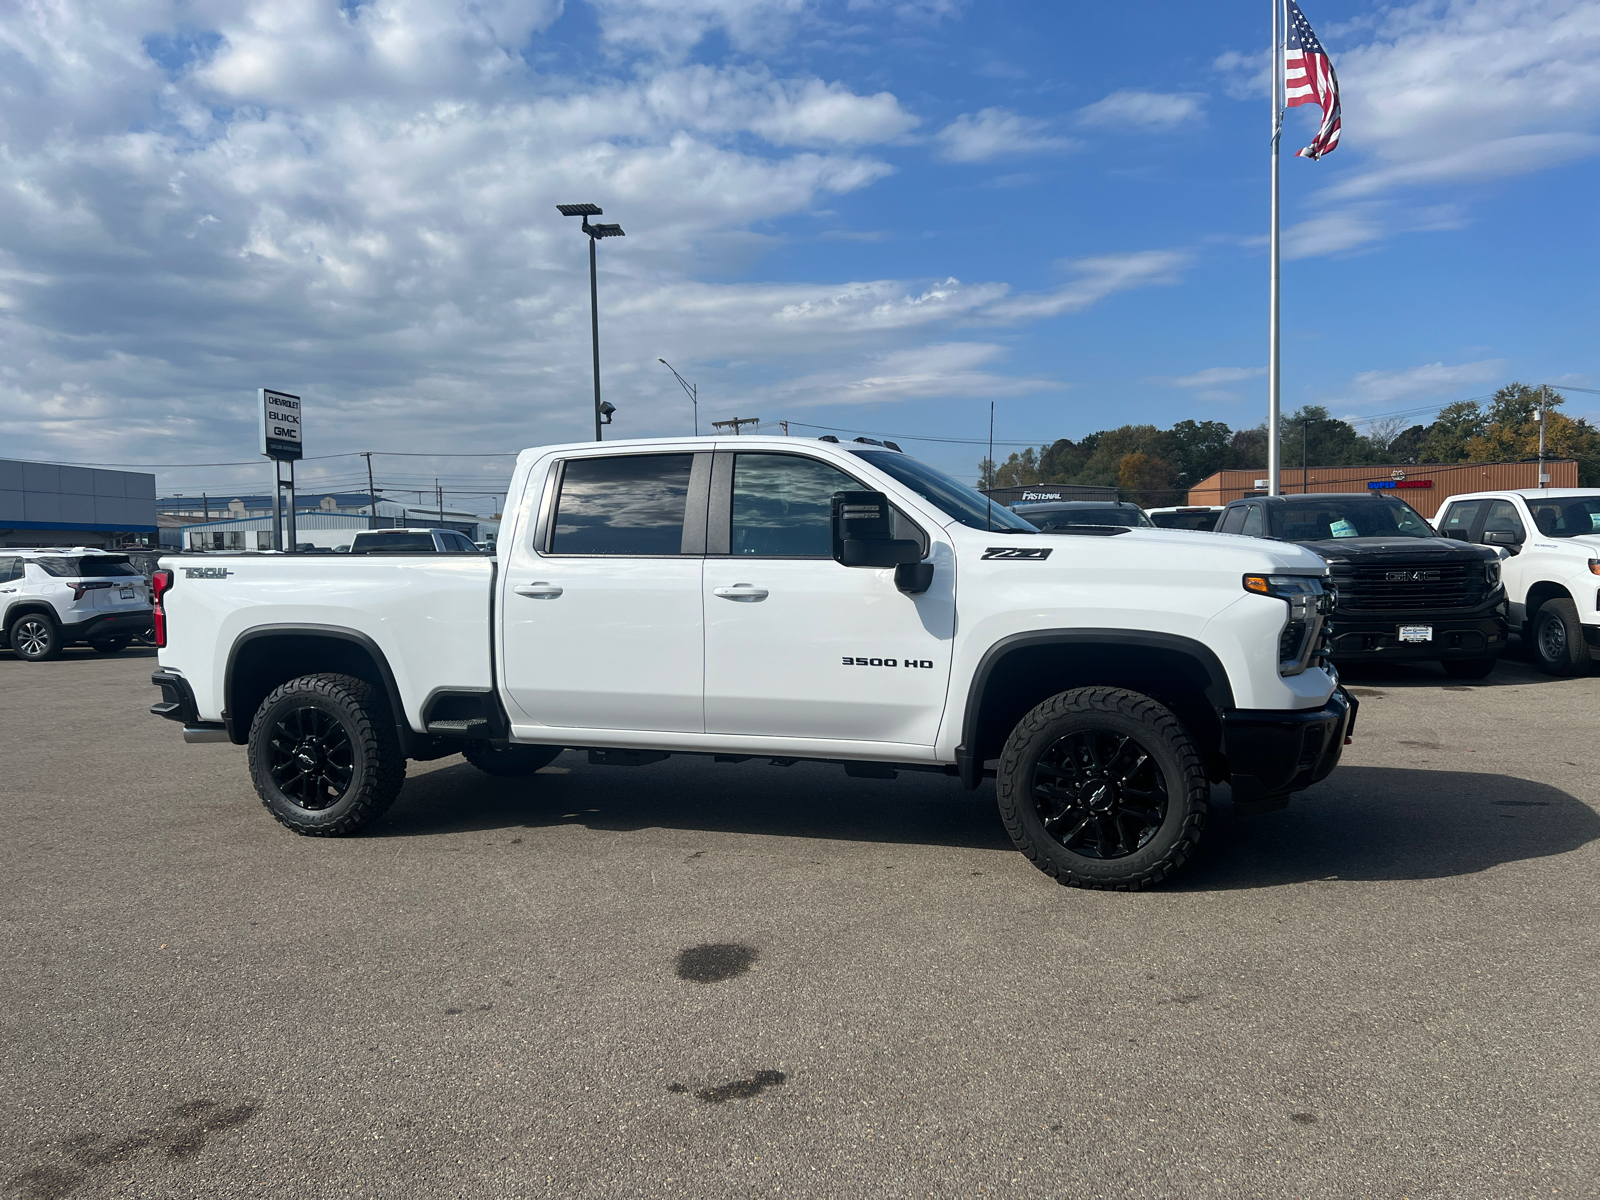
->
[548,453,698,556]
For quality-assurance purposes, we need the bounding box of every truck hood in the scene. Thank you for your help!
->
[1291,536,1496,565]
[1031,527,1329,573]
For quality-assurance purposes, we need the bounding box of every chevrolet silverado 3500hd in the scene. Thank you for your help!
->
[150,437,1354,889]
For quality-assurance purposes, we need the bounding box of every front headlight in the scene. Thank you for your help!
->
[1243,574,1330,676]
[1485,559,1502,587]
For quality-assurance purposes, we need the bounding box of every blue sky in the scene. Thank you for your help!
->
[2,0,1596,507]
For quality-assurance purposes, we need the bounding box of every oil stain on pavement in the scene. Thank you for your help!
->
[675,943,757,983]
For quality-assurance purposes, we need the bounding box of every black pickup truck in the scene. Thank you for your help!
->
[1216,493,1508,679]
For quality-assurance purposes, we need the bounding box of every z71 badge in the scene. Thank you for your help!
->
[982,547,1052,560]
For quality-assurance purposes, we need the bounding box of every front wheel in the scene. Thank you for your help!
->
[1531,599,1592,677]
[247,673,406,836]
[463,742,563,777]
[8,612,61,662]
[1441,656,1496,680]
[995,686,1209,891]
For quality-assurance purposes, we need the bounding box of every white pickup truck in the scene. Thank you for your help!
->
[1434,488,1600,675]
[150,436,1354,889]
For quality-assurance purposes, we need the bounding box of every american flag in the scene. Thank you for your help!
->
[1284,0,1341,159]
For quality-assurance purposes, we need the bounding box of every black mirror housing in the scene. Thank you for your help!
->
[832,491,923,568]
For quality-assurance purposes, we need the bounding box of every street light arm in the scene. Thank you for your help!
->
[657,359,696,401]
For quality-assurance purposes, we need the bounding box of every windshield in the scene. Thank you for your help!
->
[1524,495,1600,538]
[34,555,143,578]
[1022,506,1152,530]
[1268,499,1436,540]
[1149,510,1220,531]
[851,450,1036,532]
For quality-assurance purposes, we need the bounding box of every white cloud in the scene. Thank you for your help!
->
[766,343,1056,408]
[1338,360,1508,408]
[985,251,1191,320]
[935,107,1075,162]
[1076,90,1204,131]
[1153,366,1266,388]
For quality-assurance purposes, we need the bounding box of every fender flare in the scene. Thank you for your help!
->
[954,629,1237,788]
[224,623,411,751]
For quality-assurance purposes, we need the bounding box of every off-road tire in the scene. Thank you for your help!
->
[463,741,563,777]
[89,637,130,654]
[1441,656,1496,680]
[996,686,1208,891]
[247,673,406,836]
[1531,598,1592,677]
[8,611,62,662]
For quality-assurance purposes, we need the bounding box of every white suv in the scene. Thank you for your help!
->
[1433,489,1600,675]
[0,549,154,662]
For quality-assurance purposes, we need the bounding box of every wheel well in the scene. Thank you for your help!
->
[226,630,405,748]
[1525,581,1572,625]
[3,603,57,641]
[962,637,1232,783]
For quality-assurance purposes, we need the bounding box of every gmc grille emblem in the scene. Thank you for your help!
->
[1384,570,1439,582]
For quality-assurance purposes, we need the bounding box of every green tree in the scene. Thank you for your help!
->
[1075,425,1165,486]
[1280,405,1379,468]
[1464,384,1600,483]
[1117,453,1182,506]
[1416,400,1486,463]
[1167,419,1235,484]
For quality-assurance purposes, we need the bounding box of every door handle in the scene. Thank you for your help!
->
[513,582,564,599]
[713,584,768,602]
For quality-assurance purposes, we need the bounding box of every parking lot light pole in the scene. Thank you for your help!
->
[558,204,625,441]
[658,359,698,435]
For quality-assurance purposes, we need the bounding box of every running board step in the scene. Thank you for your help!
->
[425,718,490,737]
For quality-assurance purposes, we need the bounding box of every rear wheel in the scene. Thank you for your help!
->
[8,612,61,662]
[1531,599,1592,676]
[247,673,406,836]
[89,637,130,654]
[1441,656,1496,680]
[995,686,1208,891]
[463,742,563,777]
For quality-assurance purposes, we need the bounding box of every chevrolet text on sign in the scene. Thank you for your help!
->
[259,388,303,460]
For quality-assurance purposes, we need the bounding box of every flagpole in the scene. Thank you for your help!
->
[1268,0,1283,498]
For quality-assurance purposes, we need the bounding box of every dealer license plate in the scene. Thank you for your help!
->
[120,587,136,599]
[1398,624,1433,643]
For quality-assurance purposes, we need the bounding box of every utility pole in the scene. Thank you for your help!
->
[362,452,377,529]
[711,417,760,435]
[202,493,209,520]
[780,420,789,437]
[1538,385,1548,489]
[1301,417,1309,493]
[436,479,444,527]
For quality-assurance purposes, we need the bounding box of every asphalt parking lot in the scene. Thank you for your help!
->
[3,645,1598,1200]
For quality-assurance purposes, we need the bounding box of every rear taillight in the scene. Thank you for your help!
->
[151,569,173,648]
[69,580,114,601]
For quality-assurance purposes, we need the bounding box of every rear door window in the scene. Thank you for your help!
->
[550,454,696,556]
[1438,500,1483,541]
[0,557,20,582]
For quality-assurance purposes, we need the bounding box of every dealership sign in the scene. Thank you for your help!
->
[1367,479,1433,489]
[259,388,303,461]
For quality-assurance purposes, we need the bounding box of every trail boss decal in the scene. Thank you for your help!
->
[842,657,936,668]
[982,547,1052,560]
[183,567,234,579]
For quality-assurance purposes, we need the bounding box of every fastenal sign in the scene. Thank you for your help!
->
[259,388,303,461]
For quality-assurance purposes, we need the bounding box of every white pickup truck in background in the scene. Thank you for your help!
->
[1435,488,1600,675]
[150,436,1354,890]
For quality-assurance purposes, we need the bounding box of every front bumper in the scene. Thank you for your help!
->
[1223,687,1356,809]
[63,608,154,643]
[1326,609,1507,661]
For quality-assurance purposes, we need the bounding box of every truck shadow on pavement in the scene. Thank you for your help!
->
[1177,765,1600,889]
[376,758,1598,888]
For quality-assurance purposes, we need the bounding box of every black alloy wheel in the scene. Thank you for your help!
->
[247,673,406,836]
[268,706,356,811]
[1031,729,1169,859]
[9,612,61,662]
[996,686,1209,891]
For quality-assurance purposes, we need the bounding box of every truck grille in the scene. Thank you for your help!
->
[1329,561,1480,612]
